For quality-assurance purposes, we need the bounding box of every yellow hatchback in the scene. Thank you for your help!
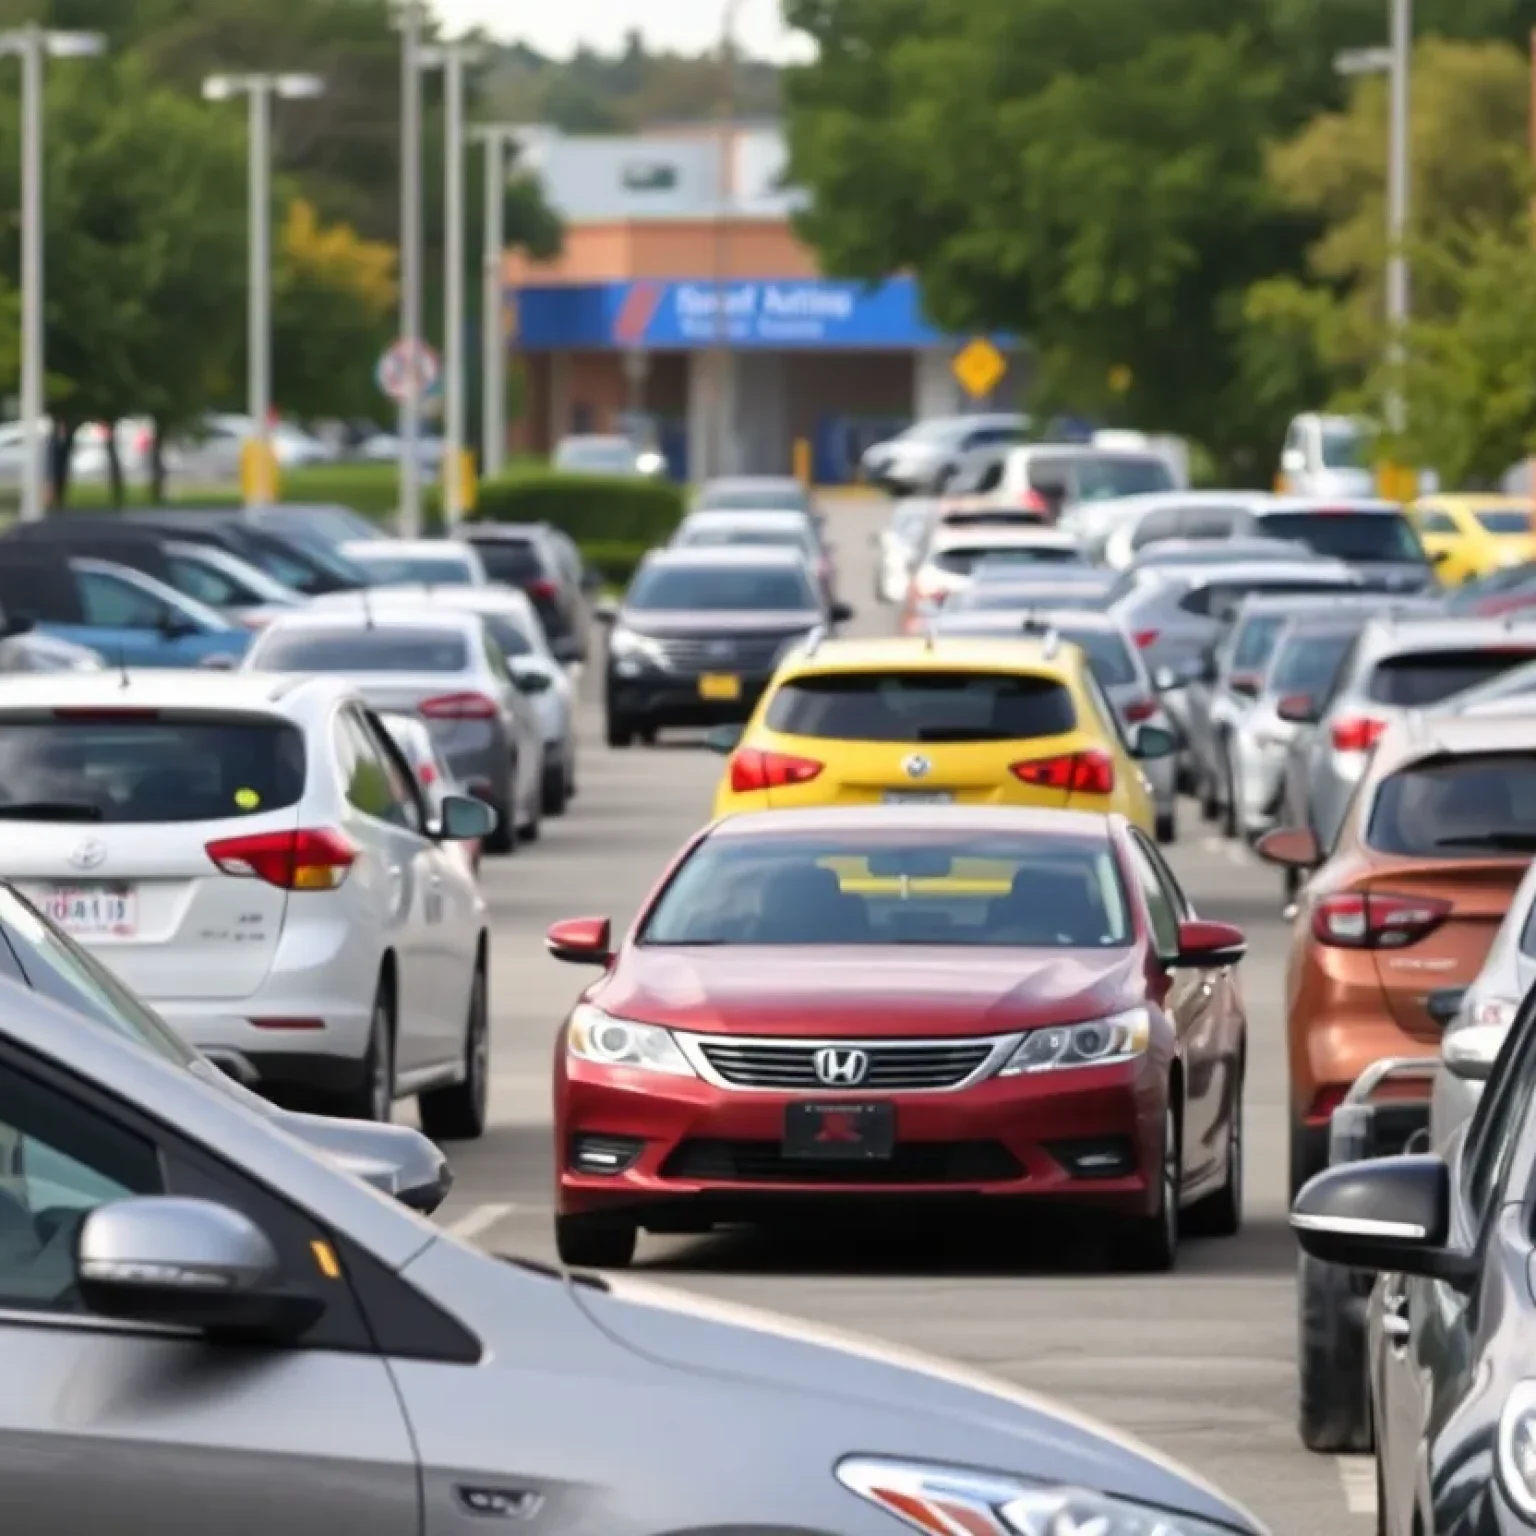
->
[1409,494,1536,585]
[707,634,1174,834]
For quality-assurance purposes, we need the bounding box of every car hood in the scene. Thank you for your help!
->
[601,947,1142,1035]
[571,1273,1264,1533]
[617,608,823,635]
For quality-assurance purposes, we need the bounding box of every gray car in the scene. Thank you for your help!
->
[0,970,1267,1536]
[242,608,545,853]
[860,412,1030,494]
[1283,616,1536,854]
[1095,492,1277,570]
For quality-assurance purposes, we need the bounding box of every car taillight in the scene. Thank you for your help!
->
[420,692,498,720]
[729,748,824,793]
[1311,891,1451,949]
[1330,715,1386,753]
[1020,489,1049,514]
[206,827,357,891]
[1011,749,1115,795]
[526,578,558,602]
[1133,630,1159,649]
[1122,698,1158,723]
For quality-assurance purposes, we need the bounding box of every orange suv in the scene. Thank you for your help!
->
[1258,712,1536,1197]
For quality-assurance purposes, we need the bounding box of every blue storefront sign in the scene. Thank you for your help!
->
[512,276,955,351]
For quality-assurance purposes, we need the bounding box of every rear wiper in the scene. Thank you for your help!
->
[1430,832,1536,850]
[0,801,104,822]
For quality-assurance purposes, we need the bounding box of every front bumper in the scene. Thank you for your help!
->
[556,1049,1166,1227]
[606,669,775,727]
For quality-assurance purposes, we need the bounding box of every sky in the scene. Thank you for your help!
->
[431,0,813,60]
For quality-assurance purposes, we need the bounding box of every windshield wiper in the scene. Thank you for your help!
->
[1430,831,1536,850]
[0,800,104,822]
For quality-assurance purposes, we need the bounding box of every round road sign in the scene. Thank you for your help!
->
[375,338,441,403]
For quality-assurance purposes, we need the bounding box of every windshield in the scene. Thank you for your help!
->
[640,832,1131,948]
[625,564,817,612]
[1231,615,1287,674]
[0,715,305,824]
[1476,509,1534,535]
[252,627,470,673]
[554,439,637,474]
[765,670,1076,743]
[352,551,478,587]
[1367,753,1536,856]
[1268,631,1355,697]
[678,524,813,554]
[1320,424,1367,469]
[1366,648,1536,707]
[696,484,811,513]
[1074,456,1176,501]
[471,541,545,583]
[1259,511,1425,563]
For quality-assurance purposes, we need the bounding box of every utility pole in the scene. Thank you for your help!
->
[1385,0,1411,436]
[708,0,743,482]
[0,27,105,522]
[202,72,325,515]
[471,126,515,479]
[396,0,425,535]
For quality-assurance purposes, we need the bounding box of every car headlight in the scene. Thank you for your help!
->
[1499,1381,1536,1518]
[838,1457,1248,1536]
[566,1003,696,1078]
[608,627,668,670]
[998,1007,1151,1076]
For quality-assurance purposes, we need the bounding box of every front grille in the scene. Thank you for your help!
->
[698,1040,995,1090]
[660,1139,1022,1185]
[648,632,804,673]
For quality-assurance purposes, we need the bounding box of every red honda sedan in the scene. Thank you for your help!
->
[547,805,1247,1272]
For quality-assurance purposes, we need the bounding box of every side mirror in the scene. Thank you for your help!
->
[282,1114,455,1213]
[76,1197,326,1341]
[829,600,855,625]
[1443,1021,1503,1082]
[1425,987,1467,1029]
[704,723,744,754]
[1255,825,1322,869]
[201,1048,261,1089]
[1174,918,1246,968]
[545,915,613,966]
[1276,693,1319,725]
[439,793,498,842]
[513,668,554,695]
[593,597,619,625]
[160,614,199,640]
[1290,1154,1476,1286]
[1131,723,1177,761]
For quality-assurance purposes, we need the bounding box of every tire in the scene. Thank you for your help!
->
[555,1213,637,1269]
[541,761,568,816]
[1155,804,1177,844]
[1186,1062,1243,1238]
[1297,1250,1374,1452]
[418,954,489,1142]
[335,975,394,1123]
[1119,1105,1179,1272]
[1198,766,1220,823]
[518,769,542,842]
[606,715,635,748]
[482,767,516,855]
[1290,1116,1328,1203]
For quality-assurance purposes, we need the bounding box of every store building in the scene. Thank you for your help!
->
[502,122,1027,482]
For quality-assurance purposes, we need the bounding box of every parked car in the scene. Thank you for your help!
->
[455,522,592,664]
[547,805,1246,1270]
[0,670,495,1131]
[994,445,1179,519]
[249,502,387,553]
[162,540,308,627]
[949,567,1119,612]
[1096,493,1277,570]
[692,475,816,515]
[0,959,1265,1536]
[900,526,1087,632]
[1275,411,1375,498]
[860,412,1030,494]
[552,432,666,477]
[1242,497,1435,593]
[872,497,937,605]
[242,608,545,853]
[671,508,834,604]
[1258,711,1536,1197]
[1407,493,1536,585]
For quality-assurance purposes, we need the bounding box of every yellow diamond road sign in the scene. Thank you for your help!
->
[953,337,1006,400]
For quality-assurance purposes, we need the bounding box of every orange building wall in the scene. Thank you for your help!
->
[503,218,822,286]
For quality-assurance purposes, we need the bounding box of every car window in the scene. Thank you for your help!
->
[933,544,1082,576]
[481,614,534,658]
[351,552,477,587]
[355,710,427,835]
[469,540,544,584]
[335,709,421,833]
[1477,510,1532,534]
[640,830,1130,948]
[168,555,242,607]
[1074,457,1176,501]
[1026,456,1076,490]
[1365,648,1536,707]
[1320,423,1366,469]
[624,564,816,612]
[1366,752,1536,857]
[765,670,1077,743]
[1266,631,1355,697]
[1123,835,1181,954]
[1416,509,1459,535]
[1059,627,1139,687]
[1180,580,1347,618]
[1078,666,1131,753]
[1231,615,1287,674]
[1462,1007,1536,1226]
[75,569,166,629]
[0,714,305,824]
[481,632,513,683]
[0,1059,163,1312]
[1258,511,1425,564]
[1181,509,1243,540]
[252,627,470,672]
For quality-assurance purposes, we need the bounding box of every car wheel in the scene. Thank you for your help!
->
[1155,804,1177,844]
[555,1213,637,1269]
[518,790,541,843]
[1290,1115,1328,1202]
[1198,766,1220,823]
[418,953,489,1142]
[1119,1105,1179,1272]
[606,716,635,749]
[541,755,568,816]
[1186,1063,1243,1237]
[481,764,516,855]
[336,976,394,1122]
[1297,1250,1374,1452]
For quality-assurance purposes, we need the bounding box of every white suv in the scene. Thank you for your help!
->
[0,671,493,1137]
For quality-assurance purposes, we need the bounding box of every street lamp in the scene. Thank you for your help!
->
[419,41,481,526]
[395,0,426,536]
[469,124,520,479]
[708,0,744,482]
[0,26,105,523]
[202,72,325,514]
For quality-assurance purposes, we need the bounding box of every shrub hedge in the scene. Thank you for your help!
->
[468,471,685,545]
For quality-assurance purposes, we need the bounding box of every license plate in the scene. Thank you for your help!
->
[39,884,137,938]
[881,790,954,804]
[698,673,741,701]
[783,1102,895,1160]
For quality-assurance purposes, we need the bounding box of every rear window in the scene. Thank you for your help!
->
[1258,511,1425,564]
[352,552,477,587]
[1367,753,1536,856]
[1365,649,1536,707]
[1072,457,1176,500]
[0,714,305,824]
[640,832,1131,948]
[697,484,810,512]
[252,628,470,672]
[481,615,534,658]
[679,525,811,552]
[470,541,543,583]
[1059,628,1138,686]
[625,564,816,612]
[1476,510,1533,534]
[934,544,1082,575]
[764,670,1077,743]
[1268,631,1355,696]
[1232,615,1287,673]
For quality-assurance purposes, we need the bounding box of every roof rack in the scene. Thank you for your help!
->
[1019,610,1061,656]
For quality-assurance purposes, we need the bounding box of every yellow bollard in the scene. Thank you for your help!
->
[240,439,280,506]
[793,437,811,486]
[443,448,478,518]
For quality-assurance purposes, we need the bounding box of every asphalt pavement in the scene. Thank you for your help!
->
[425,495,1366,1536]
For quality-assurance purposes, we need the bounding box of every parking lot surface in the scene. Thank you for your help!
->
[422,495,1365,1536]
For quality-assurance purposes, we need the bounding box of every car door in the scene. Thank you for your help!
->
[332,706,444,1076]
[0,1046,419,1536]
[1124,833,1225,1188]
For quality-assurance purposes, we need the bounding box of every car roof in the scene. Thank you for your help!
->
[1233,590,1426,617]
[455,522,550,541]
[637,545,809,569]
[1373,711,1536,773]
[708,804,1122,840]
[1354,615,1536,654]
[930,526,1081,550]
[1011,444,1164,462]
[1259,497,1404,515]
[0,668,344,710]
[778,634,1086,678]
[342,539,473,558]
[253,607,484,637]
[939,608,1123,634]
[308,584,534,617]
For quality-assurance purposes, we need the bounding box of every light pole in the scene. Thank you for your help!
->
[0,26,105,522]
[202,72,324,515]
[395,0,426,535]
[708,0,743,482]
[419,40,480,526]
[470,124,518,480]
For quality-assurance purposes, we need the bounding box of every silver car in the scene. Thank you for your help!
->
[1095,492,1276,570]
[1286,616,1536,853]
[0,972,1267,1536]
[243,608,545,853]
[873,497,938,604]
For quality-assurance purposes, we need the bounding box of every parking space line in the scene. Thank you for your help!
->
[445,1202,516,1241]
[1335,1456,1376,1517]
